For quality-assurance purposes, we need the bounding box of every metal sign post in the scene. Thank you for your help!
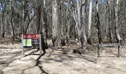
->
[22,34,24,57]
[39,34,42,55]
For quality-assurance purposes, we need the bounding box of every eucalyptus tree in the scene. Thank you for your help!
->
[115,0,122,43]
[67,0,81,41]
[107,0,114,43]
[58,0,70,45]
[52,0,59,47]
[67,0,87,49]
[80,0,87,49]
[0,0,6,38]
[87,0,93,44]
[119,0,126,40]
[95,0,102,44]
[37,0,48,50]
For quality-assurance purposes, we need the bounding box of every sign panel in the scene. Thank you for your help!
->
[23,34,33,39]
[23,39,32,46]
[32,39,39,45]
[32,34,40,47]
[22,34,32,48]
[32,34,40,39]
[22,34,40,48]
[22,34,42,56]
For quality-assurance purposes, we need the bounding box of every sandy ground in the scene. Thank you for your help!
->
[0,43,126,74]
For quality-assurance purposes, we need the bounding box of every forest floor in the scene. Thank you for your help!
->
[0,39,126,74]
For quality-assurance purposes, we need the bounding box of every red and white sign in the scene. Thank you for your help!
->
[23,34,40,47]
[22,34,42,56]
[23,34,32,39]
[32,34,40,39]
[23,34,40,39]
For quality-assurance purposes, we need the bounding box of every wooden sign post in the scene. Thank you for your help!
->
[22,34,42,56]
[97,43,120,57]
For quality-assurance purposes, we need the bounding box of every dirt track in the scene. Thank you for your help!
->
[0,43,126,74]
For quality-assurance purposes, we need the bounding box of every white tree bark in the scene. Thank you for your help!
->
[76,0,81,39]
[87,0,92,44]
[68,0,81,41]
[52,0,59,47]
[115,0,122,43]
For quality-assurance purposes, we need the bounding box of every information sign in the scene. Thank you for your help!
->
[22,34,42,56]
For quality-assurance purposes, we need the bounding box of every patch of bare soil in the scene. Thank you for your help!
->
[0,42,126,74]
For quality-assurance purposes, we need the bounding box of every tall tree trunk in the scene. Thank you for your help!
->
[10,1,15,42]
[87,0,93,44]
[21,0,27,34]
[108,1,114,43]
[80,0,87,49]
[96,0,102,44]
[37,0,48,51]
[52,0,59,47]
[77,0,81,41]
[10,18,15,42]
[115,0,122,43]
[59,0,63,37]
[1,13,5,38]
[106,3,108,34]
[1,2,5,38]
[66,20,70,44]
